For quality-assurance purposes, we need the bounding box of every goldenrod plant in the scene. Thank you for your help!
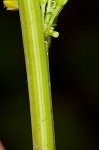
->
[3,0,68,149]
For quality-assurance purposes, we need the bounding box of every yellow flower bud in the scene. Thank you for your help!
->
[3,0,18,10]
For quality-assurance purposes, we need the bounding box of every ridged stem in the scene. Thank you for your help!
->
[18,0,56,150]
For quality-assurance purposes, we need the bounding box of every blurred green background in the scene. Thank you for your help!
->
[0,0,99,149]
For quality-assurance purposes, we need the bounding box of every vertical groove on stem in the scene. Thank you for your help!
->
[18,0,56,150]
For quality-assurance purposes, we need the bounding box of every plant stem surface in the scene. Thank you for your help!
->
[18,0,55,150]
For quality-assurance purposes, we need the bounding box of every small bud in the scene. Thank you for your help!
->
[51,31,59,38]
[51,0,57,9]
[45,27,59,38]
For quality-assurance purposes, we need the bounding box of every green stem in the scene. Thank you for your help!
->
[18,0,55,150]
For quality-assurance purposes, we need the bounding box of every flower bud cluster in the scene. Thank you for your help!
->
[3,0,68,38]
[39,0,68,38]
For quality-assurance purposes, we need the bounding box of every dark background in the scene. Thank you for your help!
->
[0,0,99,149]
